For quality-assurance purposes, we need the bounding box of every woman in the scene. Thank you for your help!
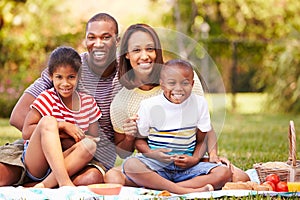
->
[106,23,249,187]
[112,23,204,159]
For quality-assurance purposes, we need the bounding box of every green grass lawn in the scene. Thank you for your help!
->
[0,93,299,172]
[0,118,21,145]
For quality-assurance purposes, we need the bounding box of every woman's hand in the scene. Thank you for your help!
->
[173,155,199,169]
[115,114,140,158]
[123,114,139,137]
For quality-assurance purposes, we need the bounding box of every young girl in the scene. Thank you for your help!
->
[21,46,101,188]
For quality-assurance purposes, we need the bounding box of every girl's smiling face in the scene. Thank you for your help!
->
[126,31,157,81]
[160,64,194,104]
[51,65,78,101]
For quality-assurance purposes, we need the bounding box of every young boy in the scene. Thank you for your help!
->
[21,46,102,188]
[122,59,231,194]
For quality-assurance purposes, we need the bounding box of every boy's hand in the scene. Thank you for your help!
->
[144,148,173,163]
[218,157,231,167]
[173,155,199,168]
[209,155,221,164]
[209,155,231,167]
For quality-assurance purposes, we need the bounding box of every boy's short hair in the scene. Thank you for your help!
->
[161,59,194,78]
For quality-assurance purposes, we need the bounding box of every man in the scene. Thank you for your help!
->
[0,13,122,186]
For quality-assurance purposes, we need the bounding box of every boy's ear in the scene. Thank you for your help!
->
[159,79,165,89]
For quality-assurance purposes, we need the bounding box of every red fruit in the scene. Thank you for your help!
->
[265,174,280,185]
[276,181,288,192]
[262,181,276,191]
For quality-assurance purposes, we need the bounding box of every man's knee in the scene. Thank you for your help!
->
[104,167,125,185]
[72,166,104,186]
[0,163,22,186]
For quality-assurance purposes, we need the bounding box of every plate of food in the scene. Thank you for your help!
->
[88,183,122,195]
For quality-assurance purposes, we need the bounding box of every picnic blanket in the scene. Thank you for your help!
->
[0,169,298,199]
[0,186,299,200]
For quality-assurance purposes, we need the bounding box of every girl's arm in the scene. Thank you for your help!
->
[22,106,83,142]
[22,108,42,140]
[57,121,85,142]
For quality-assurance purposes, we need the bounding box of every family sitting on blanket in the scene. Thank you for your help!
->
[0,13,249,192]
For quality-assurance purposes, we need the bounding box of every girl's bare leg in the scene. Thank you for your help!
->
[36,137,96,188]
[25,116,73,187]
[123,158,213,195]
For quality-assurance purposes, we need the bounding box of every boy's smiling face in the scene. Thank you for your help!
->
[160,64,194,104]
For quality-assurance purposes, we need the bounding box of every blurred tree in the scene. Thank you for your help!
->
[0,0,83,117]
[1,0,300,115]
[263,33,300,113]
[154,0,300,113]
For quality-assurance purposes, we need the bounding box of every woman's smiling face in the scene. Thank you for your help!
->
[125,31,157,80]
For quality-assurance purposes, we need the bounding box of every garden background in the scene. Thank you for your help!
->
[1,0,300,171]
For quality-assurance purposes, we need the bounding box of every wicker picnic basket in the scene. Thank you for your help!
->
[253,120,300,183]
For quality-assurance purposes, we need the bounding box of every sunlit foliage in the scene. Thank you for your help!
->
[0,0,83,117]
